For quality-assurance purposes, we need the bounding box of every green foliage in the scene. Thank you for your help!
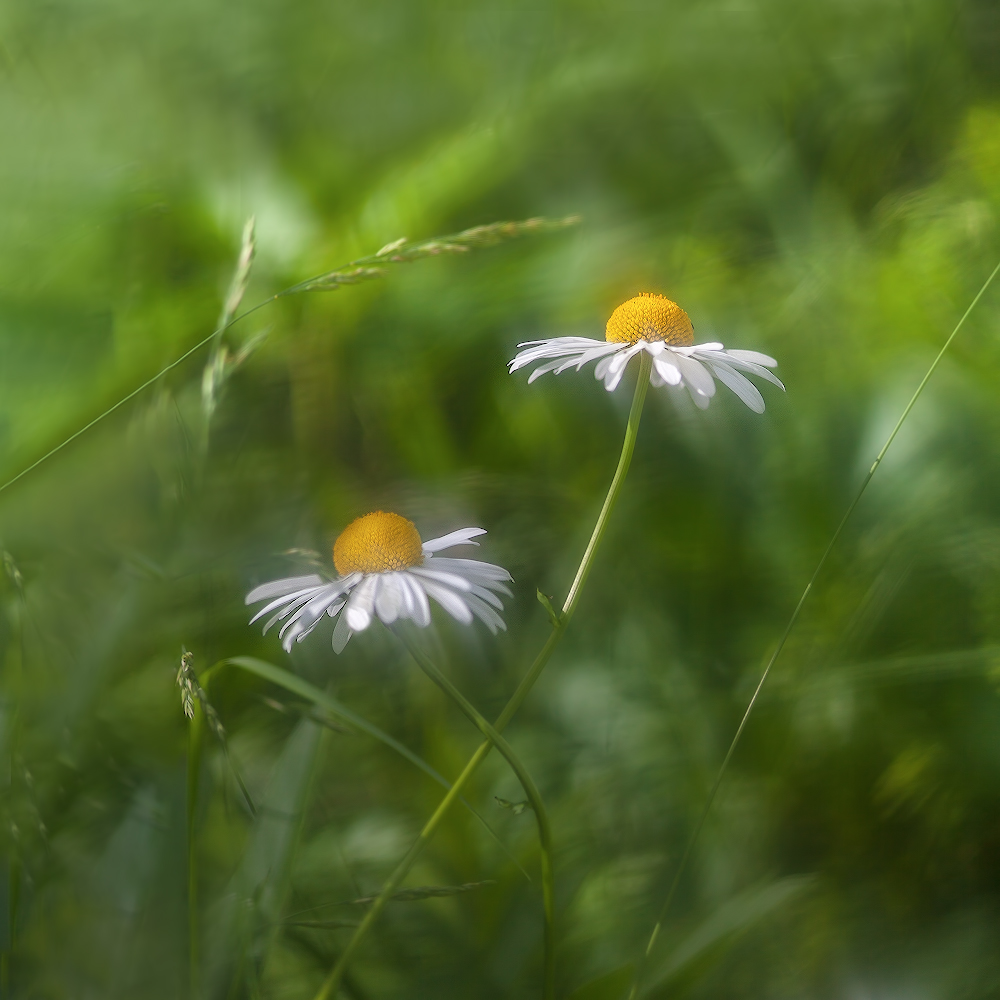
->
[2,0,1000,997]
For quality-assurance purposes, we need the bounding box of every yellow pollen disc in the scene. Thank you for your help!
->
[605,293,694,346]
[333,511,424,576]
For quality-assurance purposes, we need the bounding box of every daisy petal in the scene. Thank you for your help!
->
[422,527,486,553]
[653,356,682,386]
[594,354,618,380]
[529,359,568,383]
[468,583,505,610]
[345,575,378,631]
[426,557,512,583]
[709,361,765,413]
[410,566,473,591]
[464,593,506,633]
[401,573,432,628]
[375,573,405,624]
[418,578,474,624]
[332,611,352,653]
[726,349,777,368]
[673,353,716,402]
[249,585,323,625]
[697,350,785,390]
[246,575,324,605]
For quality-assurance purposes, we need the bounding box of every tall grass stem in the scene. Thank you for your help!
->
[187,701,205,999]
[627,257,1000,999]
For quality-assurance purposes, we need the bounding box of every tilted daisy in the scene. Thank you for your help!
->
[509,292,784,412]
[246,511,512,654]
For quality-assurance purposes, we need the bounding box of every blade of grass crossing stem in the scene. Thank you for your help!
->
[626,257,1000,1000]
[311,354,653,1000]
[205,657,528,879]
[395,631,557,1000]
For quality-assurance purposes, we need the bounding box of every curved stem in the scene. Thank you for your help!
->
[396,630,557,999]
[312,353,652,1000]
[626,257,1000,1000]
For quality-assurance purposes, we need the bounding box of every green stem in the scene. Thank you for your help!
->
[187,701,204,1000]
[311,352,652,1000]
[397,631,557,1000]
[626,256,1000,1000]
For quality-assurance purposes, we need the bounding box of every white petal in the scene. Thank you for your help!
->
[426,557,512,584]
[673,353,716,400]
[653,356,682,386]
[528,359,569,383]
[508,337,609,372]
[421,527,486,553]
[464,593,506,633]
[409,566,473,591]
[332,611,352,653]
[726,349,777,368]
[608,342,645,374]
[645,341,666,356]
[691,341,723,352]
[418,579,474,624]
[649,368,665,388]
[553,343,621,373]
[345,575,378,631]
[249,585,324,625]
[400,573,431,628]
[594,354,618,380]
[724,356,785,390]
[246,575,324,605]
[604,347,643,392]
[697,350,785,390]
[375,573,405,624]
[297,578,361,624]
[468,583,505,610]
[709,361,766,413]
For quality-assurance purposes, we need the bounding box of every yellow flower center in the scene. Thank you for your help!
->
[333,511,424,576]
[605,293,694,346]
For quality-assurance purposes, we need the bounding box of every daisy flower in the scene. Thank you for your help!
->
[246,511,512,654]
[509,292,784,412]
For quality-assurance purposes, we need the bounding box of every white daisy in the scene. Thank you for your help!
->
[509,292,784,412]
[246,511,512,654]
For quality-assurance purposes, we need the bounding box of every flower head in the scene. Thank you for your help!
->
[509,292,784,412]
[246,512,512,654]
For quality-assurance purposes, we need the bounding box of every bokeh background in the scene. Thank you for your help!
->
[3,1,1000,997]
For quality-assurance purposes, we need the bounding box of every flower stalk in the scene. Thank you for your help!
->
[395,630,556,997]
[311,352,652,1000]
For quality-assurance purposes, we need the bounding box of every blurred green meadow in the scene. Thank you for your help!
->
[3,0,1000,996]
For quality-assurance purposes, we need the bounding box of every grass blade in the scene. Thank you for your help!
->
[209,657,527,879]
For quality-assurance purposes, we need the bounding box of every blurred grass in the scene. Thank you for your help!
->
[3,0,1000,997]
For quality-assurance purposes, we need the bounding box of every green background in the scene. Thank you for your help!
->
[2,1,1000,996]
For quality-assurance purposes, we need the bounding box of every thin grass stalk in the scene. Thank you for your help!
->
[626,257,1000,999]
[395,631,557,999]
[187,699,204,999]
[311,353,652,1000]
[2,555,27,998]
[0,217,578,499]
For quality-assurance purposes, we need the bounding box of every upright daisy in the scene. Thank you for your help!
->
[246,511,512,653]
[509,292,784,412]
